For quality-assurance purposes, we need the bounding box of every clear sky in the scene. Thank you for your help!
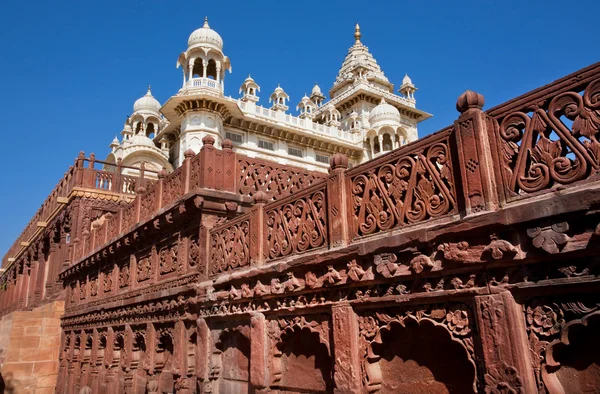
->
[0,0,598,257]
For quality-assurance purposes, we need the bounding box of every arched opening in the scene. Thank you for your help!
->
[217,330,250,394]
[206,59,218,80]
[275,327,333,393]
[135,122,143,134]
[544,312,600,393]
[373,137,381,154]
[370,319,475,393]
[97,335,106,363]
[279,97,284,104]
[192,60,203,78]
[146,123,155,139]
[382,133,393,152]
[113,334,124,366]
[249,88,254,95]
[156,333,174,372]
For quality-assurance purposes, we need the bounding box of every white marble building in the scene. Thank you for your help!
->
[106,19,431,173]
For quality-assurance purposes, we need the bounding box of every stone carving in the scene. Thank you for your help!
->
[351,139,456,237]
[482,235,518,260]
[238,158,324,200]
[210,219,249,276]
[497,77,600,196]
[137,256,152,283]
[266,188,327,260]
[159,243,178,275]
[527,222,570,254]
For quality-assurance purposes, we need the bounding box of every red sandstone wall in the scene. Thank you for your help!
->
[0,301,64,394]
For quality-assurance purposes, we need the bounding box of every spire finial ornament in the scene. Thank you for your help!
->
[203,16,209,28]
[354,23,361,42]
[146,85,152,96]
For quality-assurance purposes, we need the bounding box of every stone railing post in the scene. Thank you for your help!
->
[134,165,145,225]
[327,154,350,248]
[156,168,166,211]
[221,139,237,193]
[475,291,537,393]
[75,151,86,187]
[249,191,268,267]
[182,149,195,194]
[113,157,123,193]
[85,153,96,189]
[198,135,217,189]
[454,91,499,215]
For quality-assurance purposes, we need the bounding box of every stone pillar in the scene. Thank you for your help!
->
[36,240,47,303]
[196,318,210,387]
[327,154,350,248]
[250,313,269,390]
[454,91,499,214]
[249,191,268,267]
[475,291,537,394]
[331,303,362,393]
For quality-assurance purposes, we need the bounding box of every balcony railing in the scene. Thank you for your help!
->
[183,77,223,93]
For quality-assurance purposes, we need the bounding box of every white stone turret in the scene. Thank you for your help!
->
[310,83,325,107]
[240,75,260,102]
[399,74,417,100]
[270,84,289,112]
[176,17,232,95]
[297,94,316,119]
[104,87,172,174]
[322,103,341,127]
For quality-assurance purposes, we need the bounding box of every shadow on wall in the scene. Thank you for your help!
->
[0,372,15,393]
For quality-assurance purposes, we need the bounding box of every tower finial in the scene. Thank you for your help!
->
[203,16,209,28]
[146,85,152,96]
[354,23,361,42]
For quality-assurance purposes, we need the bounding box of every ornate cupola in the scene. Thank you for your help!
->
[176,17,232,95]
[270,84,289,112]
[310,83,326,107]
[104,87,172,174]
[297,94,316,119]
[322,103,341,127]
[399,74,417,100]
[240,75,260,102]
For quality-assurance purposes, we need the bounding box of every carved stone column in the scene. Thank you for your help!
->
[475,291,537,393]
[196,318,210,389]
[327,154,350,249]
[454,91,499,214]
[250,313,269,391]
[331,303,362,393]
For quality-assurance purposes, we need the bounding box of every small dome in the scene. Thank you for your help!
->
[369,98,401,125]
[273,84,285,94]
[133,87,161,113]
[188,17,223,51]
[402,74,413,85]
[243,75,255,84]
[312,83,322,94]
[110,136,120,146]
[129,133,156,148]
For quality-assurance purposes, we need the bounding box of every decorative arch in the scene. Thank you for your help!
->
[214,325,251,394]
[359,305,477,393]
[273,323,334,393]
[541,310,600,393]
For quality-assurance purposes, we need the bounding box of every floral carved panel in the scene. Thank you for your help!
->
[209,219,250,276]
[266,187,327,261]
[350,136,456,238]
[495,77,600,199]
[238,158,325,201]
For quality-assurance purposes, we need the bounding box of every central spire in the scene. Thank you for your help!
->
[354,23,361,42]
[203,16,209,28]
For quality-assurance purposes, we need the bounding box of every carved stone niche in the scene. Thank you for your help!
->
[268,315,333,393]
[358,304,477,394]
[527,299,600,394]
[211,324,251,394]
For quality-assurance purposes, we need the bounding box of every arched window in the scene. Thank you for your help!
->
[146,123,155,139]
[192,60,203,78]
[382,134,393,151]
[206,59,217,80]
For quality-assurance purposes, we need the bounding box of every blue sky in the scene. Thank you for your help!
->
[0,0,598,257]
